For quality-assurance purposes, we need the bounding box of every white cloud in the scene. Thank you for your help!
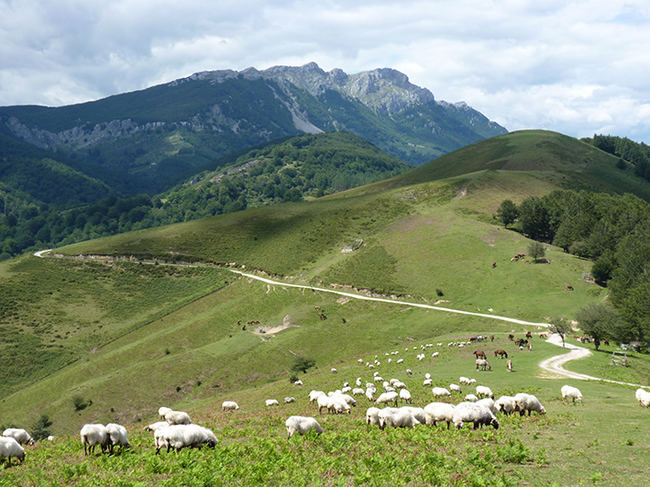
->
[1,0,650,142]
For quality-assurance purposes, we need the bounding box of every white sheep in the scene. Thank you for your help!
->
[423,402,455,429]
[495,396,516,415]
[378,408,420,430]
[284,397,296,404]
[406,368,413,375]
[432,352,439,358]
[155,424,217,454]
[294,379,303,386]
[352,387,365,396]
[374,375,384,383]
[476,398,497,414]
[396,358,404,364]
[375,391,399,407]
[459,376,471,385]
[331,368,337,373]
[285,416,323,438]
[475,385,494,399]
[356,377,363,387]
[341,386,352,393]
[561,385,583,404]
[222,401,240,411]
[422,379,432,387]
[365,407,381,426]
[309,390,325,403]
[158,407,172,420]
[265,399,280,407]
[399,389,412,404]
[2,428,34,446]
[365,388,375,402]
[337,393,357,407]
[357,358,364,364]
[449,384,462,394]
[513,393,546,416]
[47,436,54,442]
[165,410,192,425]
[452,403,499,430]
[144,421,169,432]
[0,436,24,466]
[328,397,351,414]
[400,406,427,424]
[636,388,650,407]
[317,394,331,414]
[432,387,451,398]
[424,373,431,380]
[80,424,109,455]
[464,394,479,402]
[105,423,130,454]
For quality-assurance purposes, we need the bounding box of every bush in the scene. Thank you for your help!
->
[73,395,91,411]
[528,241,546,261]
[31,414,52,441]
[291,357,316,374]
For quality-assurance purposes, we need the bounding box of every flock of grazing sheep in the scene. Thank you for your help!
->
[1,340,648,467]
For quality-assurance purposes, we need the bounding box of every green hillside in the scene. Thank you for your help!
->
[376,130,650,201]
[0,129,648,485]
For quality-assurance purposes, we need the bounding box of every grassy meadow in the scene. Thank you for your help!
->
[0,130,648,485]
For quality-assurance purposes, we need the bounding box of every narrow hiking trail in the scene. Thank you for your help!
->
[32,249,648,389]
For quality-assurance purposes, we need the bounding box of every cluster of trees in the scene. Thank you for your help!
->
[0,133,409,260]
[497,190,649,350]
[583,134,650,181]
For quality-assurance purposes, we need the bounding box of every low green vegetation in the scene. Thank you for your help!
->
[583,133,650,181]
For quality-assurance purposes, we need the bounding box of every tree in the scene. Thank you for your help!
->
[519,197,552,241]
[496,199,519,227]
[291,357,316,374]
[576,303,619,350]
[31,414,52,441]
[591,253,615,286]
[528,241,546,262]
[549,318,572,348]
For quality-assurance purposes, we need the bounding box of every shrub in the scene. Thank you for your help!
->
[31,414,52,441]
[291,357,316,374]
[73,395,91,411]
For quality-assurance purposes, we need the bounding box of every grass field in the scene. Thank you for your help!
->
[0,129,647,485]
[1,332,648,486]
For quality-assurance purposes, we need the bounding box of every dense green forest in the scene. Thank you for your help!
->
[497,190,650,350]
[583,134,650,181]
[0,132,409,259]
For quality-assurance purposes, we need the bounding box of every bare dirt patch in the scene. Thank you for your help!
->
[251,314,299,338]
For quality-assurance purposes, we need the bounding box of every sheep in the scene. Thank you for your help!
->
[294,379,303,386]
[309,390,325,403]
[424,373,431,380]
[2,428,34,446]
[331,368,337,374]
[334,393,357,407]
[464,394,478,402]
[475,359,491,371]
[378,408,420,430]
[475,385,494,399]
[636,388,650,407]
[452,403,499,430]
[352,387,365,396]
[285,416,323,438]
[400,406,427,424]
[449,384,462,394]
[399,389,412,404]
[432,352,439,358]
[432,387,451,398]
[0,436,25,466]
[375,391,399,407]
[144,421,169,432]
[513,393,546,416]
[406,368,413,375]
[495,396,516,415]
[317,394,332,414]
[80,424,109,455]
[165,410,192,425]
[356,377,363,387]
[476,398,497,414]
[459,376,471,385]
[365,388,375,402]
[158,407,172,420]
[284,397,296,404]
[396,358,404,364]
[374,376,384,383]
[155,424,217,454]
[424,402,456,429]
[105,423,130,454]
[265,399,280,407]
[357,358,363,364]
[222,401,240,411]
[423,378,432,387]
[328,397,351,414]
[366,407,381,426]
[561,385,583,404]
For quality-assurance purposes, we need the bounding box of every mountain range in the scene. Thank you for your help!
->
[0,62,506,195]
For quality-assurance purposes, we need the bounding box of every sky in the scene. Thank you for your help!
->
[1,0,650,142]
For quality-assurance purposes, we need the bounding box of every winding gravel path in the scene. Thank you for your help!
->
[30,250,648,389]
